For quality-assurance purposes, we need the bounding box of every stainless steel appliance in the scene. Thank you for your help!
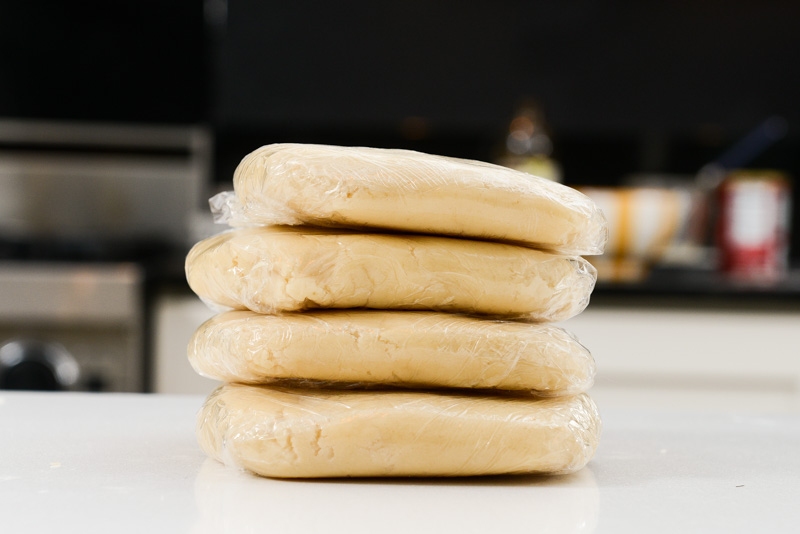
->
[0,262,144,391]
[0,119,211,391]
[0,118,210,246]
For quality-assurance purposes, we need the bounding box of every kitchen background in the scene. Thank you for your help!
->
[1,1,798,407]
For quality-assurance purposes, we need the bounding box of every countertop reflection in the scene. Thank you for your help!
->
[191,460,598,533]
[0,391,798,533]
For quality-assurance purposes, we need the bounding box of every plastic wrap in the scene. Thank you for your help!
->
[189,310,595,396]
[184,226,597,321]
[197,383,602,478]
[215,143,608,256]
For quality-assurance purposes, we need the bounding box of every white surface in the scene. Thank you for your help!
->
[562,305,800,413]
[1,391,799,533]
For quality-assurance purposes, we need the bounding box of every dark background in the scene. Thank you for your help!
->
[2,0,799,258]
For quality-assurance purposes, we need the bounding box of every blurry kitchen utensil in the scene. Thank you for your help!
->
[697,116,789,190]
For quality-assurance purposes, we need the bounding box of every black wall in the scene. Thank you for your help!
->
[0,0,207,123]
[213,1,800,136]
[1,1,798,257]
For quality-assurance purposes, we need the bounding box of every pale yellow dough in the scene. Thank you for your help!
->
[189,310,595,395]
[197,384,601,478]
[228,144,607,255]
[185,227,596,321]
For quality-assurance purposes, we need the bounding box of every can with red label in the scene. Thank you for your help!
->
[716,170,792,284]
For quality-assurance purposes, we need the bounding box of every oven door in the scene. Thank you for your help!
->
[0,262,144,392]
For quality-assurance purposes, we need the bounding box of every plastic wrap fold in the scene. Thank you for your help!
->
[197,383,602,478]
[189,310,595,395]
[214,143,608,255]
[185,226,597,321]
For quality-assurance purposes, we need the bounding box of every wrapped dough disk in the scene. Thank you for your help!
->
[185,227,596,321]
[218,143,607,255]
[197,384,601,478]
[189,310,595,395]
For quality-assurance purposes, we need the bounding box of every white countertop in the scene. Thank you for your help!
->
[1,391,799,533]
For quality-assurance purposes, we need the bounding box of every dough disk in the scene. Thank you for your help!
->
[226,143,607,255]
[185,226,596,321]
[197,384,602,478]
[189,310,595,395]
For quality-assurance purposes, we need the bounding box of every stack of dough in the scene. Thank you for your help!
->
[186,143,607,478]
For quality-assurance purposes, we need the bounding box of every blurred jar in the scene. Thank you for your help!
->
[496,99,562,182]
[716,170,792,284]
